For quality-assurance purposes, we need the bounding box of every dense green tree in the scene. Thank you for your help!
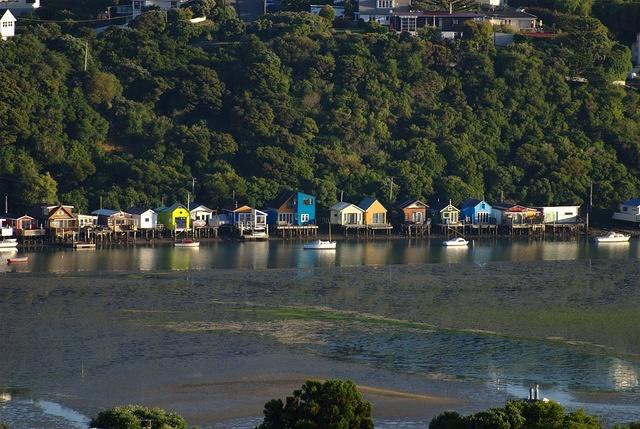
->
[256,379,374,429]
[90,405,187,429]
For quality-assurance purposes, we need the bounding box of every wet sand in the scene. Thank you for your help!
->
[1,259,640,427]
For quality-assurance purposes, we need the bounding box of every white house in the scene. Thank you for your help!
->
[0,9,16,40]
[329,202,364,226]
[538,206,580,224]
[188,203,213,228]
[0,0,40,16]
[612,199,640,224]
[126,207,157,229]
[0,217,13,237]
[77,214,98,228]
[143,0,189,10]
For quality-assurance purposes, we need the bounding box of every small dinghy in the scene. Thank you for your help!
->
[304,240,337,250]
[7,256,28,264]
[595,232,630,243]
[443,237,469,247]
[174,239,200,248]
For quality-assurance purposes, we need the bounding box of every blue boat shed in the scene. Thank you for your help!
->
[266,191,316,226]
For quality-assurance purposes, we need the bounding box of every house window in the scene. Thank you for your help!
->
[372,213,385,224]
[481,203,485,209]
[301,214,309,223]
[400,16,416,32]
[303,198,313,205]
[278,213,295,224]
[623,207,628,211]
[376,0,393,7]
[144,218,149,222]
[564,212,573,216]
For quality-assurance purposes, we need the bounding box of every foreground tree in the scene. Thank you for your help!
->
[256,379,374,429]
[90,405,187,429]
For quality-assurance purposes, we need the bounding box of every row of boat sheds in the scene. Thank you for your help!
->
[1,191,638,244]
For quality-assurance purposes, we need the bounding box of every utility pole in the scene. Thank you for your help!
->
[190,177,198,202]
[388,177,394,201]
[84,41,89,72]
[4,194,7,214]
[586,181,593,236]
[340,190,344,202]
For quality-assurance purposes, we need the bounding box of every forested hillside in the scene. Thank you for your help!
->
[0,1,638,212]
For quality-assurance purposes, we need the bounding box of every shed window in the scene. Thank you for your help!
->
[623,207,628,211]
[564,212,573,216]
[144,218,149,222]
[301,214,309,223]
[303,198,313,205]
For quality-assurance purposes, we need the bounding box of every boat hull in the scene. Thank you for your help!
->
[443,240,468,247]
[174,242,200,248]
[7,257,28,264]
[595,237,630,243]
[304,240,337,250]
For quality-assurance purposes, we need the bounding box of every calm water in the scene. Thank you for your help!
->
[1,239,640,428]
[1,238,639,273]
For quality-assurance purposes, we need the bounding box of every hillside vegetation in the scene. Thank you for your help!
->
[0,0,638,212]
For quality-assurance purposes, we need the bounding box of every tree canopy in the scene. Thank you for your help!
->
[256,379,374,429]
[0,2,637,213]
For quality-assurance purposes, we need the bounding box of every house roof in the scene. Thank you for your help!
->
[267,191,295,210]
[624,198,640,206]
[397,198,428,209]
[330,201,363,212]
[2,212,33,220]
[188,202,213,212]
[46,205,75,219]
[357,197,378,211]
[429,200,459,212]
[91,208,121,216]
[127,207,155,215]
[486,8,537,19]
[493,203,537,212]
[156,203,187,213]
[0,10,16,22]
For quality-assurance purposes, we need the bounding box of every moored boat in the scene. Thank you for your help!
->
[443,237,469,247]
[595,232,630,243]
[174,239,200,248]
[0,239,18,251]
[304,240,337,250]
[7,256,28,264]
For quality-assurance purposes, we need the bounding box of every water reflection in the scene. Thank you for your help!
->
[2,238,640,273]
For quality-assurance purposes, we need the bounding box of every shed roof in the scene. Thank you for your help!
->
[127,207,155,215]
[397,198,428,209]
[268,191,295,210]
[624,198,640,206]
[188,202,213,212]
[357,197,378,211]
[330,202,363,212]
[91,208,121,216]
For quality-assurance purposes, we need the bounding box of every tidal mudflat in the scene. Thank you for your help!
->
[1,259,639,428]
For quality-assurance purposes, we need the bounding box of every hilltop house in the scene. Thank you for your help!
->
[397,199,429,224]
[485,8,539,32]
[612,199,640,224]
[430,201,461,225]
[0,0,39,16]
[266,191,316,226]
[492,203,541,225]
[356,0,412,26]
[156,203,191,231]
[460,198,494,224]
[358,197,389,225]
[143,0,189,10]
[188,203,214,227]
[538,206,580,224]
[389,11,485,35]
[0,9,16,40]
[92,209,136,232]
[127,207,158,230]
[329,202,364,226]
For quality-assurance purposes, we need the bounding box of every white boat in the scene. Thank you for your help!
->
[304,240,337,250]
[304,223,336,250]
[595,232,631,243]
[174,239,200,248]
[0,239,18,251]
[443,237,469,247]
